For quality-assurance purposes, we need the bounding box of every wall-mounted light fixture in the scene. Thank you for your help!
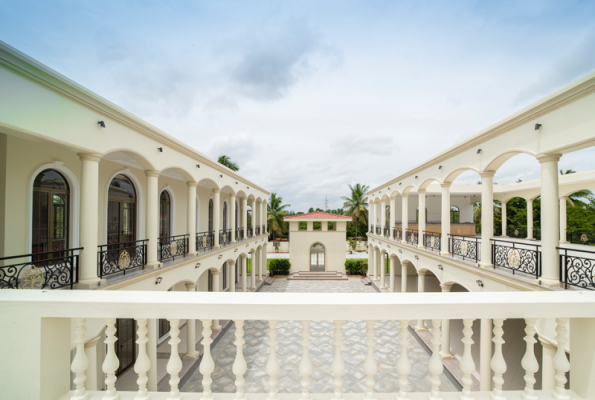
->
[218,254,223,259]
[415,176,418,179]
[438,264,443,270]
[388,188,390,190]
[235,182,238,184]
[98,121,106,128]
[247,186,249,189]
[477,149,482,154]
[234,248,238,252]
[158,147,163,152]
[414,255,419,260]
[220,175,223,178]
[387,245,390,248]
[535,123,542,130]
[195,263,201,269]
[246,244,249,247]
[438,165,442,169]
[399,249,402,253]
[476,280,484,287]
[196,164,200,168]
[399,182,402,185]
[155,277,163,285]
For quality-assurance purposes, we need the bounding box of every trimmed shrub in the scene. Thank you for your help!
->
[270,259,291,275]
[345,259,368,275]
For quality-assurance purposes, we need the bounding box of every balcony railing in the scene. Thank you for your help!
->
[236,227,244,241]
[507,226,527,239]
[158,234,189,262]
[256,225,261,235]
[491,239,541,278]
[423,231,441,251]
[405,229,418,245]
[383,227,389,238]
[0,248,81,289]
[449,234,480,263]
[4,290,590,400]
[196,231,214,252]
[369,224,374,233]
[375,226,381,235]
[568,229,595,246]
[559,247,595,290]
[248,226,254,238]
[97,240,147,278]
[393,227,402,241]
[219,229,232,246]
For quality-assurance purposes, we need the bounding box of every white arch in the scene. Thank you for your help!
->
[104,169,145,243]
[27,161,80,252]
[159,185,176,236]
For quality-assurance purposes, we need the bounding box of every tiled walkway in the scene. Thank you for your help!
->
[181,279,456,393]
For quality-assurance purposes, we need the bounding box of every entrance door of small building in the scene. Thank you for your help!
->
[310,243,325,272]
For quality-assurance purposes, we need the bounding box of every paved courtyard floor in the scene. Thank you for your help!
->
[181,279,456,393]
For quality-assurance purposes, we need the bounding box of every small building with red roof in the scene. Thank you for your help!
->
[283,212,351,273]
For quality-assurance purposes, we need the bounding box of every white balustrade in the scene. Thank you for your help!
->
[134,318,151,400]
[397,320,411,400]
[331,320,345,399]
[102,318,119,400]
[267,320,280,400]
[363,320,377,400]
[552,318,570,400]
[521,318,538,400]
[428,319,443,400]
[199,319,214,400]
[71,318,89,400]
[459,319,475,400]
[166,319,182,400]
[491,318,507,400]
[299,320,312,399]
[233,320,247,400]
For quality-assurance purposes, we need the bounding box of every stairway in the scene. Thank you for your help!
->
[287,271,348,280]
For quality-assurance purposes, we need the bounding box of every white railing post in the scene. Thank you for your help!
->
[460,319,476,400]
[491,319,507,400]
[200,319,214,400]
[397,320,411,400]
[71,318,89,400]
[167,319,182,400]
[520,318,538,400]
[266,320,280,400]
[299,320,312,399]
[233,320,247,400]
[102,318,119,400]
[332,320,345,399]
[429,319,443,400]
[552,318,570,400]
[364,320,377,400]
[134,318,151,400]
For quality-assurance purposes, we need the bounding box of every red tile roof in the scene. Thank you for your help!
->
[284,211,352,220]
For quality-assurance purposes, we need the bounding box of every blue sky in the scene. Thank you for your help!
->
[2,0,595,211]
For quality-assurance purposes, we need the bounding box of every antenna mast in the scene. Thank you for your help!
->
[324,195,329,211]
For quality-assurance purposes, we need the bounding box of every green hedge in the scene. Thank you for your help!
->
[345,259,368,275]
[270,259,291,275]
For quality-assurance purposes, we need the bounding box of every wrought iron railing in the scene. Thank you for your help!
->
[491,239,541,278]
[534,228,541,241]
[236,227,244,241]
[370,225,374,234]
[405,229,418,245]
[256,226,261,235]
[423,231,441,252]
[507,226,527,239]
[248,226,254,238]
[559,247,595,290]
[196,231,214,252]
[393,228,402,241]
[98,240,147,278]
[567,230,595,246]
[376,226,381,235]
[0,248,82,289]
[449,235,480,263]
[158,234,188,262]
[219,229,232,246]
[383,227,390,238]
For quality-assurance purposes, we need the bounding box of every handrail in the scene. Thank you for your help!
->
[98,240,148,250]
[97,241,148,278]
[491,239,541,278]
[448,234,480,263]
[0,247,83,261]
[557,246,595,290]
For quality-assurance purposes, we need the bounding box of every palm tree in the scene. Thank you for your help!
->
[217,155,239,171]
[341,183,369,240]
[560,169,592,206]
[267,193,291,240]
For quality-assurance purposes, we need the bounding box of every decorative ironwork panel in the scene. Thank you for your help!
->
[256,226,261,235]
[196,232,214,252]
[492,240,540,278]
[507,226,527,239]
[376,226,381,235]
[405,229,418,245]
[248,227,254,238]
[393,228,402,241]
[424,231,441,251]
[97,240,147,278]
[1,248,81,290]
[370,225,374,234]
[219,229,232,246]
[568,230,595,246]
[450,235,480,262]
[560,248,595,290]
[159,235,188,262]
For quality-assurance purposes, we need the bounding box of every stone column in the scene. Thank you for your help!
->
[183,283,200,359]
[241,254,247,292]
[539,154,562,286]
[213,189,221,248]
[390,197,396,239]
[212,270,221,331]
[401,262,408,293]
[439,283,454,359]
[501,200,508,237]
[229,260,236,292]
[187,182,197,253]
[440,183,451,256]
[146,171,160,268]
[527,199,534,240]
[389,256,395,292]
[479,173,494,268]
[381,198,386,234]
[368,244,375,279]
[369,202,374,233]
[230,194,237,243]
[415,270,427,331]
[263,201,268,234]
[418,189,426,248]
[250,250,256,290]
[539,336,557,390]
[560,197,568,243]
[402,194,409,235]
[380,251,386,289]
[374,248,380,282]
[251,200,256,235]
[78,153,103,287]
[262,245,267,277]
[479,318,493,391]
[147,318,158,391]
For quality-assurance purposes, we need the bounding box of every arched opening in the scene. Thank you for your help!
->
[208,199,214,233]
[310,242,325,272]
[416,207,427,223]
[450,206,460,223]
[160,191,171,238]
[107,174,136,244]
[32,169,70,258]
[223,201,228,230]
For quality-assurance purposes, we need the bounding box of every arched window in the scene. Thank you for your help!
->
[235,200,239,229]
[223,202,228,230]
[450,206,460,223]
[208,199,213,232]
[416,207,427,222]
[33,169,70,254]
[108,175,136,243]
[160,191,171,238]
[310,242,325,272]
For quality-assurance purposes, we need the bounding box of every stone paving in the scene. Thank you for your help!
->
[181,279,456,393]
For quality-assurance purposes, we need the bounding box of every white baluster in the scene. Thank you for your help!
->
[167,319,182,400]
[364,320,377,400]
[491,318,506,400]
[397,320,411,400]
[71,318,90,400]
[460,319,476,400]
[332,320,345,399]
[552,318,570,400]
[299,320,312,399]
[134,318,151,400]
[520,318,538,400]
[200,319,214,400]
[233,320,247,400]
[267,320,280,400]
[429,319,443,400]
[102,318,119,400]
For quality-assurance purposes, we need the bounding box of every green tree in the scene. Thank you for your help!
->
[267,193,291,240]
[341,183,369,240]
[217,155,239,171]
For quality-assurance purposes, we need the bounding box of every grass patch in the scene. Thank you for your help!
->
[246,258,273,273]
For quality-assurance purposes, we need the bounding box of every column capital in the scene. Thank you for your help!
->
[228,259,236,266]
[212,188,221,194]
[417,189,426,194]
[537,153,562,164]
[78,153,102,162]
[240,253,247,259]
[440,283,453,292]
[559,196,568,200]
[211,269,220,276]
[187,181,198,188]
[440,182,452,188]
[401,193,409,198]
[479,171,495,178]
[145,170,160,178]
[230,193,237,199]
[417,270,427,277]
[185,282,197,291]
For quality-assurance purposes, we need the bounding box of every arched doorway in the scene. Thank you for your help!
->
[208,199,213,232]
[32,169,70,257]
[310,243,325,272]
[160,191,171,238]
[223,201,228,230]
[107,174,136,244]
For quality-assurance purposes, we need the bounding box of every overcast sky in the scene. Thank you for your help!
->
[2,1,595,211]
